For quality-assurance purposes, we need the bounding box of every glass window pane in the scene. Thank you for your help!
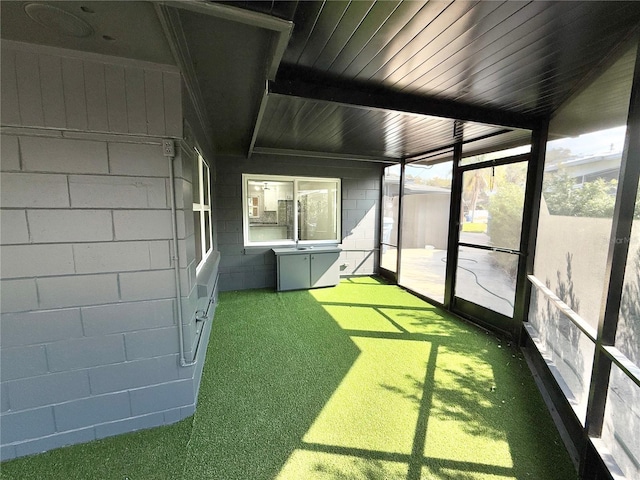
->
[204,211,211,253]
[616,182,640,367]
[380,164,400,274]
[297,179,339,241]
[455,247,517,317]
[192,154,200,204]
[203,162,210,207]
[399,159,452,303]
[194,211,202,266]
[380,245,397,273]
[460,162,527,251]
[459,124,531,166]
[602,364,640,479]
[382,164,400,247]
[527,287,595,423]
[247,179,294,243]
[461,143,530,166]
[533,126,625,330]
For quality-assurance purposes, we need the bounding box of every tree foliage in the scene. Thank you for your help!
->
[543,171,620,218]
[485,164,527,277]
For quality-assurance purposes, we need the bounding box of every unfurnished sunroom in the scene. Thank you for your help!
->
[1,2,640,480]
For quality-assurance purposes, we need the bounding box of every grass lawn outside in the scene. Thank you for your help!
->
[0,277,577,479]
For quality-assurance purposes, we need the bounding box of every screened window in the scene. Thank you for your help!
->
[242,174,341,246]
[193,151,213,271]
[527,36,639,479]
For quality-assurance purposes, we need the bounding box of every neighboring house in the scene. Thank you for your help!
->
[545,151,622,185]
[383,175,451,250]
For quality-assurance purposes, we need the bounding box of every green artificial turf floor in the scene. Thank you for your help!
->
[1,277,577,479]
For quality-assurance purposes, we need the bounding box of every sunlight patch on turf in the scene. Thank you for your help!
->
[302,337,431,454]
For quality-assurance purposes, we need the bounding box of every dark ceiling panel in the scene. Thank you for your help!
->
[281,0,325,63]
[203,0,640,158]
[309,0,378,70]
[381,1,525,91]
[343,0,455,80]
[319,0,404,74]
[255,94,531,160]
[332,0,426,76]
[455,2,639,114]
[365,1,487,85]
[279,0,640,119]
[400,1,559,97]
[295,1,351,66]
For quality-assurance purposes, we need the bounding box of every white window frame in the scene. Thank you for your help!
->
[242,173,341,247]
[194,151,213,272]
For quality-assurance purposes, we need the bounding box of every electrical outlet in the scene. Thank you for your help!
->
[162,139,175,157]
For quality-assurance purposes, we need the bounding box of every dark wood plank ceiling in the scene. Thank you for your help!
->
[240,0,640,160]
[254,94,530,161]
[279,0,639,116]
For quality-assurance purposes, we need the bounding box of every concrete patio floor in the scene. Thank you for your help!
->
[382,233,517,317]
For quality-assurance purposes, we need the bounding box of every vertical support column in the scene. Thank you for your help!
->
[443,129,464,309]
[396,158,406,281]
[514,121,549,342]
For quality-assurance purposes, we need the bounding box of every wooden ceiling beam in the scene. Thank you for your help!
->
[271,64,544,131]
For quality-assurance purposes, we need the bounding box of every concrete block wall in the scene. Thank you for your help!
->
[0,42,218,460]
[215,153,382,291]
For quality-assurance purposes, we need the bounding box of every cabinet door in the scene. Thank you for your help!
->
[278,254,311,291]
[310,252,340,288]
[248,196,259,218]
[264,188,277,211]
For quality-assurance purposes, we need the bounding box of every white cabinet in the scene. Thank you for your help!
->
[273,247,341,291]
[310,252,341,288]
[278,253,311,291]
[264,188,278,211]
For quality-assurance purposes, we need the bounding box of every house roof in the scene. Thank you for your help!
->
[2,1,639,160]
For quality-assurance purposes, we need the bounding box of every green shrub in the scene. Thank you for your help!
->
[486,183,525,278]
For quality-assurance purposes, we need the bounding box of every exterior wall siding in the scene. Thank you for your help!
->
[215,154,382,291]
[0,40,182,138]
[0,42,218,460]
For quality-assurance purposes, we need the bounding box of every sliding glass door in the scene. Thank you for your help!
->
[453,158,529,326]
[398,157,453,304]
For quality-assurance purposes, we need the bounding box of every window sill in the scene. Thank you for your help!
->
[196,250,220,299]
[243,242,340,251]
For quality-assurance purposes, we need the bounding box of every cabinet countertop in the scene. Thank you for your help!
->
[272,246,342,256]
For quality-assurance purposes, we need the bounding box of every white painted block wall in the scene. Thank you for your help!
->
[0,42,217,460]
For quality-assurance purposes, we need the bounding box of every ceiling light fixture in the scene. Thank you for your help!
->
[24,3,94,38]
